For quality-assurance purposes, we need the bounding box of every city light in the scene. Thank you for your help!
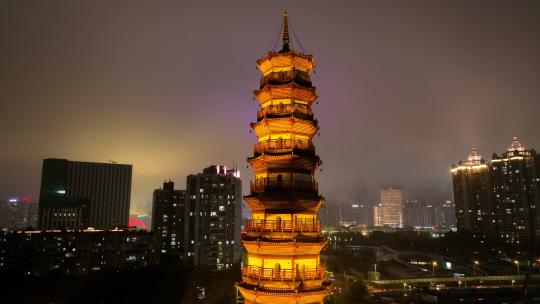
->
[0,2,538,304]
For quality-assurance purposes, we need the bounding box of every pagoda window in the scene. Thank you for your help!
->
[248,256,262,268]
[295,257,318,270]
[260,98,310,108]
[292,173,312,185]
[274,263,281,278]
[275,216,282,229]
[264,258,292,269]
[293,213,316,221]
[266,214,292,221]
[252,212,265,220]
[257,133,311,143]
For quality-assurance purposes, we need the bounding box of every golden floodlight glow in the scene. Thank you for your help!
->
[450,164,488,173]
[236,11,329,304]
[491,156,524,163]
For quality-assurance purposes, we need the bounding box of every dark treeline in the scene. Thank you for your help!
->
[0,265,240,304]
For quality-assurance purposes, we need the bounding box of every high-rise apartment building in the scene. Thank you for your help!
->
[437,200,457,229]
[380,187,403,228]
[357,203,375,227]
[491,137,540,243]
[403,200,436,228]
[339,202,373,227]
[451,147,495,238]
[151,181,186,261]
[318,201,340,227]
[38,158,132,230]
[185,165,241,270]
[451,137,540,243]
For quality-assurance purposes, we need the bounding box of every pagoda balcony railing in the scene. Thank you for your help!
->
[260,70,312,88]
[242,265,325,282]
[254,139,314,154]
[250,178,318,194]
[245,218,320,233]
[257,104,313,120]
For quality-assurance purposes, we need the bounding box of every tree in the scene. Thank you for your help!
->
[336,280,368,304]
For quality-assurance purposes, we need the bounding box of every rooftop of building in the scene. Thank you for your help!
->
[44,158,132,167]
[452,136,537,170]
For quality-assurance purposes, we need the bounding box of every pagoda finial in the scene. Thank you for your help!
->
[281,10,290,52]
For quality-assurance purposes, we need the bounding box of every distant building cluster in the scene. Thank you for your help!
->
[151,165,242,271]
[0,197,38,230]
[0,159,242,277]
[451,137,540,244]
[0,228,157,276]
[319,188,456,231]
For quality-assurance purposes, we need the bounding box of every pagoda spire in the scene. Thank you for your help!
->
[281,10,290,52]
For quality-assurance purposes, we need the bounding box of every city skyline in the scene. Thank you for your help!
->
[2,1,540,214]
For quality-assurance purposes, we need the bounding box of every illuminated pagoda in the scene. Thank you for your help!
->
[236,11,329,304]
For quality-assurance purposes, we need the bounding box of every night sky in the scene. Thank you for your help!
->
[1,1,539,213]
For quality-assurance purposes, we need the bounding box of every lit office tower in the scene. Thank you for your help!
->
[491,137,540,243]
[38,158,132,230]
[237,12,329,304]
[451,147,495,238]
[185,165,241,270]
[151,181,186,262]
[380,187,403,228]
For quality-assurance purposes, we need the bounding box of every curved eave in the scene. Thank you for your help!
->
[254,83,317,104]
[241,277,325,292]
[256,50,315,74]
[243,240,327,256]
[251,117,319,138]
[244,195,325,213]
[247,154,321,170]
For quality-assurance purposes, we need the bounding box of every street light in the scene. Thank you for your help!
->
[511,279,516,286]
[458,280,462,288]
[432,261,438,278]
[514,260,520,276]
[473,260,479,276]
[403,282,407,293]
